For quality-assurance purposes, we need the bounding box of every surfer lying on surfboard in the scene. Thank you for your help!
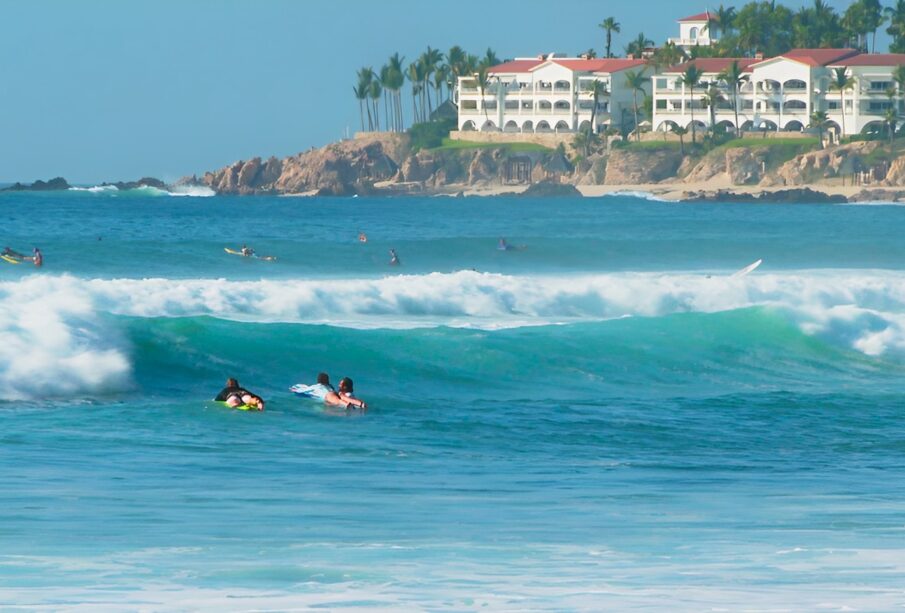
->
[2,246,27,260]
[214,377,265,411]
[224,245,277,261]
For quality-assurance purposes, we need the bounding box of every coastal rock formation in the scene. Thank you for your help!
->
[726,148,771,184]
[2,177,70,191]
[603,149,683,185]
[203,135,408,196]
[518,181,581,197]
[574,155,607,185]
[849,188,905,202]
[682,187,847,204]
[760,142,877,187]
[682,149,727,183]
[881,156,905,186]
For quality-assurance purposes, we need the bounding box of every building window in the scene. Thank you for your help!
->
[656,78,668,89]
[656,99,667,109]
[690,27,698,40]
[869,101,893,111]
[870,81,892,91]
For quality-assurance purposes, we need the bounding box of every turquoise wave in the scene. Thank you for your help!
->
[123,307,901,405]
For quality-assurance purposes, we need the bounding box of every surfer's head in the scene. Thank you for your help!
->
[317,372,331,386]
[226,377,238,388]
[339,378,354,393]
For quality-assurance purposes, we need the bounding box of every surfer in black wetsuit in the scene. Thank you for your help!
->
[389,248,400,266]
[214,377,265,410]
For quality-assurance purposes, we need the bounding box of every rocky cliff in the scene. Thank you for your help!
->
[759,142,878,187]
[203,134,409,196]
[603,149,683,185]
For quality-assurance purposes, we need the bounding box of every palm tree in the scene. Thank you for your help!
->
[715,4,737,38]
[702,85,725,138]
[681,64,704,144]
[408,61,424,124]
[625,33,654,60]
[482,48,500,68]
[830,67,854,140]
[599,17,621,58]
[353,83,367,132]
[887,0,905,52]
[809,110,830,148]
[587,79,608,136]
[718,60,747,137]
[885,107,898,146]
[583,48,598,59]
[386,53,406,131]
[862,0,884,53]
[368,78,382,131]
[357,67,375,130]
[671,124,688,155]
[894,65,905,131]
[475,64,492,126]
[623,69,647,141]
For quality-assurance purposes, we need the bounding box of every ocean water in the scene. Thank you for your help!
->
[1,189,904,610]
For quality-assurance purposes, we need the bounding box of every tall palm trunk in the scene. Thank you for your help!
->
[358,100,365,132]
[690,85,696,144]
[632,89,640,142]
[733,85,740,137]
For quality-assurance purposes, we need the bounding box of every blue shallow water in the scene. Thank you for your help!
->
[1,190,904,610]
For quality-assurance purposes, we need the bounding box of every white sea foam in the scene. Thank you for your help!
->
[3,270,904,400]
[601,190,669,202]
[69,184,215,197]
[0,276,131,401]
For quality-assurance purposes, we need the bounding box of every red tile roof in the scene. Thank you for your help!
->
[552,58,647,73]
[774,48,859,67]
[678,11,712,22]
[488,59,544,73]
[832,53,905,67]
[489,57,647,74]
[665,58,757,74]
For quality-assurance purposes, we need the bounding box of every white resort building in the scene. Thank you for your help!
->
[668,11,717,52]
[652,49,905,137]
[455,55,651,135]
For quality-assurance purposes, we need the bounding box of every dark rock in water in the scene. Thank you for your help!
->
[2,177,70,191]
[519,181,581,198]
[683,187,846,204]
[102,177,168,191]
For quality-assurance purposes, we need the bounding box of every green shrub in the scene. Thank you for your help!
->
[408,118,457,151]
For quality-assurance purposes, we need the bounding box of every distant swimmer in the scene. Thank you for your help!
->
[325,377,367,410]
[31,247,42,267]
[389,248,400,266]
[214,377,265,411]
[241,244,254,257]
[497,237,525,252]
[358,231,368,243]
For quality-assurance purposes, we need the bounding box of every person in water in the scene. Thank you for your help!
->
[358,231,368,243]
[31,247,42,267]
[2,246,26,260]
[214,377,265,411]
[325,377,367,409]
[389,248,400,266]
[304,372,336,399]
[497,237,511,251]
[240,244,255,257]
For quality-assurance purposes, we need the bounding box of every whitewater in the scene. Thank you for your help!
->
[1,191,904,610]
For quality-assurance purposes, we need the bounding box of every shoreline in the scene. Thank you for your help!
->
[456,180,905,203]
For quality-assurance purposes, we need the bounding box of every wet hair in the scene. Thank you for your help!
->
[339,377,353,392]
[317,372,330,386]
[226,377,238,388]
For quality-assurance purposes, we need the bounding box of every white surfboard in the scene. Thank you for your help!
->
[731,259,762,278]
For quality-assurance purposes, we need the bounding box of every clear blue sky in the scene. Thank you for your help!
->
[0,0,867,183]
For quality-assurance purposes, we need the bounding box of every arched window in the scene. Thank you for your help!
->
[690,27,699,40]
